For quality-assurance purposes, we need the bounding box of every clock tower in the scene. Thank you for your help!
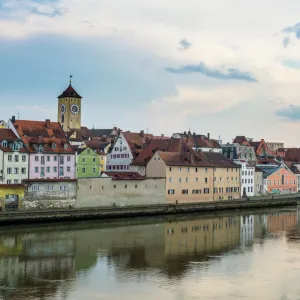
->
[57,76,82,131]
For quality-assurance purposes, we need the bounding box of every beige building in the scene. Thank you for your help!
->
[254,167,263,195]
[147,149,241,203]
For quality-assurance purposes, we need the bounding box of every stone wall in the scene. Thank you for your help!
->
[76,178,166,208]
[22,181,77,209]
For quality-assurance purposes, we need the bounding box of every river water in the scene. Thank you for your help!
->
[0,208,300,300]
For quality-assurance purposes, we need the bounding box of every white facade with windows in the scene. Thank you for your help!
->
[0,142,29,185]
[233,160,255,197]
[106,133,133,171]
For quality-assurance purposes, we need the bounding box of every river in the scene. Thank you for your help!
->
[0,208,299,300]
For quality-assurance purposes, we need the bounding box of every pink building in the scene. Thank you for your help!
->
[8,118,75,179]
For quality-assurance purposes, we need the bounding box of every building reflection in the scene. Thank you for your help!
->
[267,211,298,236]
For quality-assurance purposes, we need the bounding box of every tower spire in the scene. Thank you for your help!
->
[69,74,73,85]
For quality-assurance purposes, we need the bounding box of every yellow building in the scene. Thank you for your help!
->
[57,77,82,131]
[0,121,6,128]
[0,184,25,209]
[146,149,241,203]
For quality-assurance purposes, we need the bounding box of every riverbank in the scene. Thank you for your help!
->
[0,196,299,225]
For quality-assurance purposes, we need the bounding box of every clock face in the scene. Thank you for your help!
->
[71,104,80,115]
[60,104,66,114]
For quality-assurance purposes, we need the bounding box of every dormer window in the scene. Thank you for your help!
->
[64,143,69,150]
[37,145,43,153]
[13,142,20,151]
[52,142,56,149]
[1,140,7,148]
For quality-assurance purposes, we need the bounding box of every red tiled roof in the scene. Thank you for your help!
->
[233,136,248,144]
[13,120,74,154]
[284,161,300,174]
[122,132,153,157]
[0,129,17,142]
[58,84,82,98]
[186,135,221,149]
[283,148,300,162]
[0,184,25,188]
[85,140,110,150]
[103,172,144,180]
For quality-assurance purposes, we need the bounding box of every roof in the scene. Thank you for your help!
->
[0,128,18,142]
[259,166,281,178]
[0,184,25,188]
[58,84,82,98]
[90,129,116,137]
[284,161,300,174]
[233,136,249,145]
[65,126,91,141]
[12,120,74,154]
[85,140,110,150]
[255,167,263,173]
[156,144,240,168]
[103,172,144,180]
[283,148,300,162]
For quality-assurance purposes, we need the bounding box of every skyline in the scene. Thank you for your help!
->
[1,1,300,146]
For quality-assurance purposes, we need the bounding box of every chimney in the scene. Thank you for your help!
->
[207,133,210,139]
[45,119,51,128]
[161,134,164,138]
[184,131,187,135]
[193,132,196,135]
[11,116,16,123]
[140,130,144,137]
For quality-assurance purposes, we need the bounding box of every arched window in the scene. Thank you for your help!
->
[1,140,7,148]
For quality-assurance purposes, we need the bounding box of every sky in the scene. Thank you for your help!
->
[1,1,300,146]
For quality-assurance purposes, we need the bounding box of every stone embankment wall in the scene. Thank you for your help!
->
[0,198,298,225]
[76,178,166,208]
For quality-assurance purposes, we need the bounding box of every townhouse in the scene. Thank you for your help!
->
[8,118,75,179]
[233,160,255,197]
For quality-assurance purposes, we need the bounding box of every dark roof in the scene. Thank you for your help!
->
[85,140,110,150]
[259,167,281,178]
[0,184,24,188]
[233,136,248,144]
[0,128,18,142]
[284,161,300,174]
[103,172,144,180]
[90,129,116,137]
[58,84,82,98]
[284,148,300,162]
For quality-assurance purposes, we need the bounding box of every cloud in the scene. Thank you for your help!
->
[282,22,300,38]
[165,62,257,82]
[178,39,191,50]
[29,6,67,18]
[276,105,300,121]
[283,36,290,48]
[282,60,300,69]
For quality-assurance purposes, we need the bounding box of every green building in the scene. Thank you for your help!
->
[76,148,100,178]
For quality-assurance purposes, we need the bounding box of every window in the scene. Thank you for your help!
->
[186,177,188,183]
[251,187,253,192]
[227,177,229,181]
[214,188,218,193]
[187,167,190,172]
[192,189,201,194]
[214,177,216,182]
[47,185,54,191]
[205,168,208,173]
[204,188,210,194]
[14,179,18,184]
[21,168,26,174]
[35,167,39,173]
[179,167,182,172]
[60,156,64,165]
[182,189,188,194]
[7,168,12,174]
[219,187,223,193]
[242,171,244,176]
[67,167,71,172]
[53,167,57,172]
[93,158,96,163]
[169,167,172,172]
[35,156,39,162]
[114,185,116,188]
[60,186,67,191]
[22,155,26,162]
[135,185,138,188]
[248,187,250,192]
[37,145,43,153]
[179,178,182,183]
[13,143,20,151]
[227,168,229,172]
[82,158,85,163]
[8,155,12,162]
[14,155,19,162]
[46,167,50,173]
[214,168,217,171]
[93,167,96,173]
[7,180,11,184]
[67,156,71,162]
[196,177,198,183]
[82,168,86,174]
[195,168,198,173]
[2,141,7,148]
[14,168,19,174]
[220,177,222,182]
[169,177,172,183]
[168,189,175,194]
[54,156,57,162]
[47,156,50,162]
[31,185,40,191]
[205,177,208,184]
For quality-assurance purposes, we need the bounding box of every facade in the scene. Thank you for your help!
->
[0,129,29,184]
[261,167,298,194]
[0,184,25,209]
[8,118,76,179]
[172,132,222,153]
[23,179,77,209]
[76,147,100,178]
[146,147,241,203]
[254,168,263,195]
[57,79,82,131]
[222,143,256,164]
[284,162,300,192]
[266,142,284,153]
[233,160,255,196]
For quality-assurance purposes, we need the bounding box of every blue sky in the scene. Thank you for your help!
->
[2,0,300,145]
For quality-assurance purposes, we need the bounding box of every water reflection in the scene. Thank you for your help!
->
[0,208,298,300]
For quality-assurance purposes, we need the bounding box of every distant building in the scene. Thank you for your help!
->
[266,142,284,153]
[283,162,300,192]
[233,160,255,196]
[222,143,256,164]
[0,128,29,184]
[260,166,298,194]
[8,118,75,179]
[172,131,222,153]
[0,121,6,129]
[254,167,263,196]
[76,147,101,178]
[146,143,241,202]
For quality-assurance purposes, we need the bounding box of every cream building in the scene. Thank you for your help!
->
[146,150,241,203]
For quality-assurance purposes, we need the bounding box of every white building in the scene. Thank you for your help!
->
[0,129,29,184]
[240,215,255,247]
[234,160,255,197]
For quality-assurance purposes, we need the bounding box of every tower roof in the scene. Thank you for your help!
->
[58,84,82,99]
